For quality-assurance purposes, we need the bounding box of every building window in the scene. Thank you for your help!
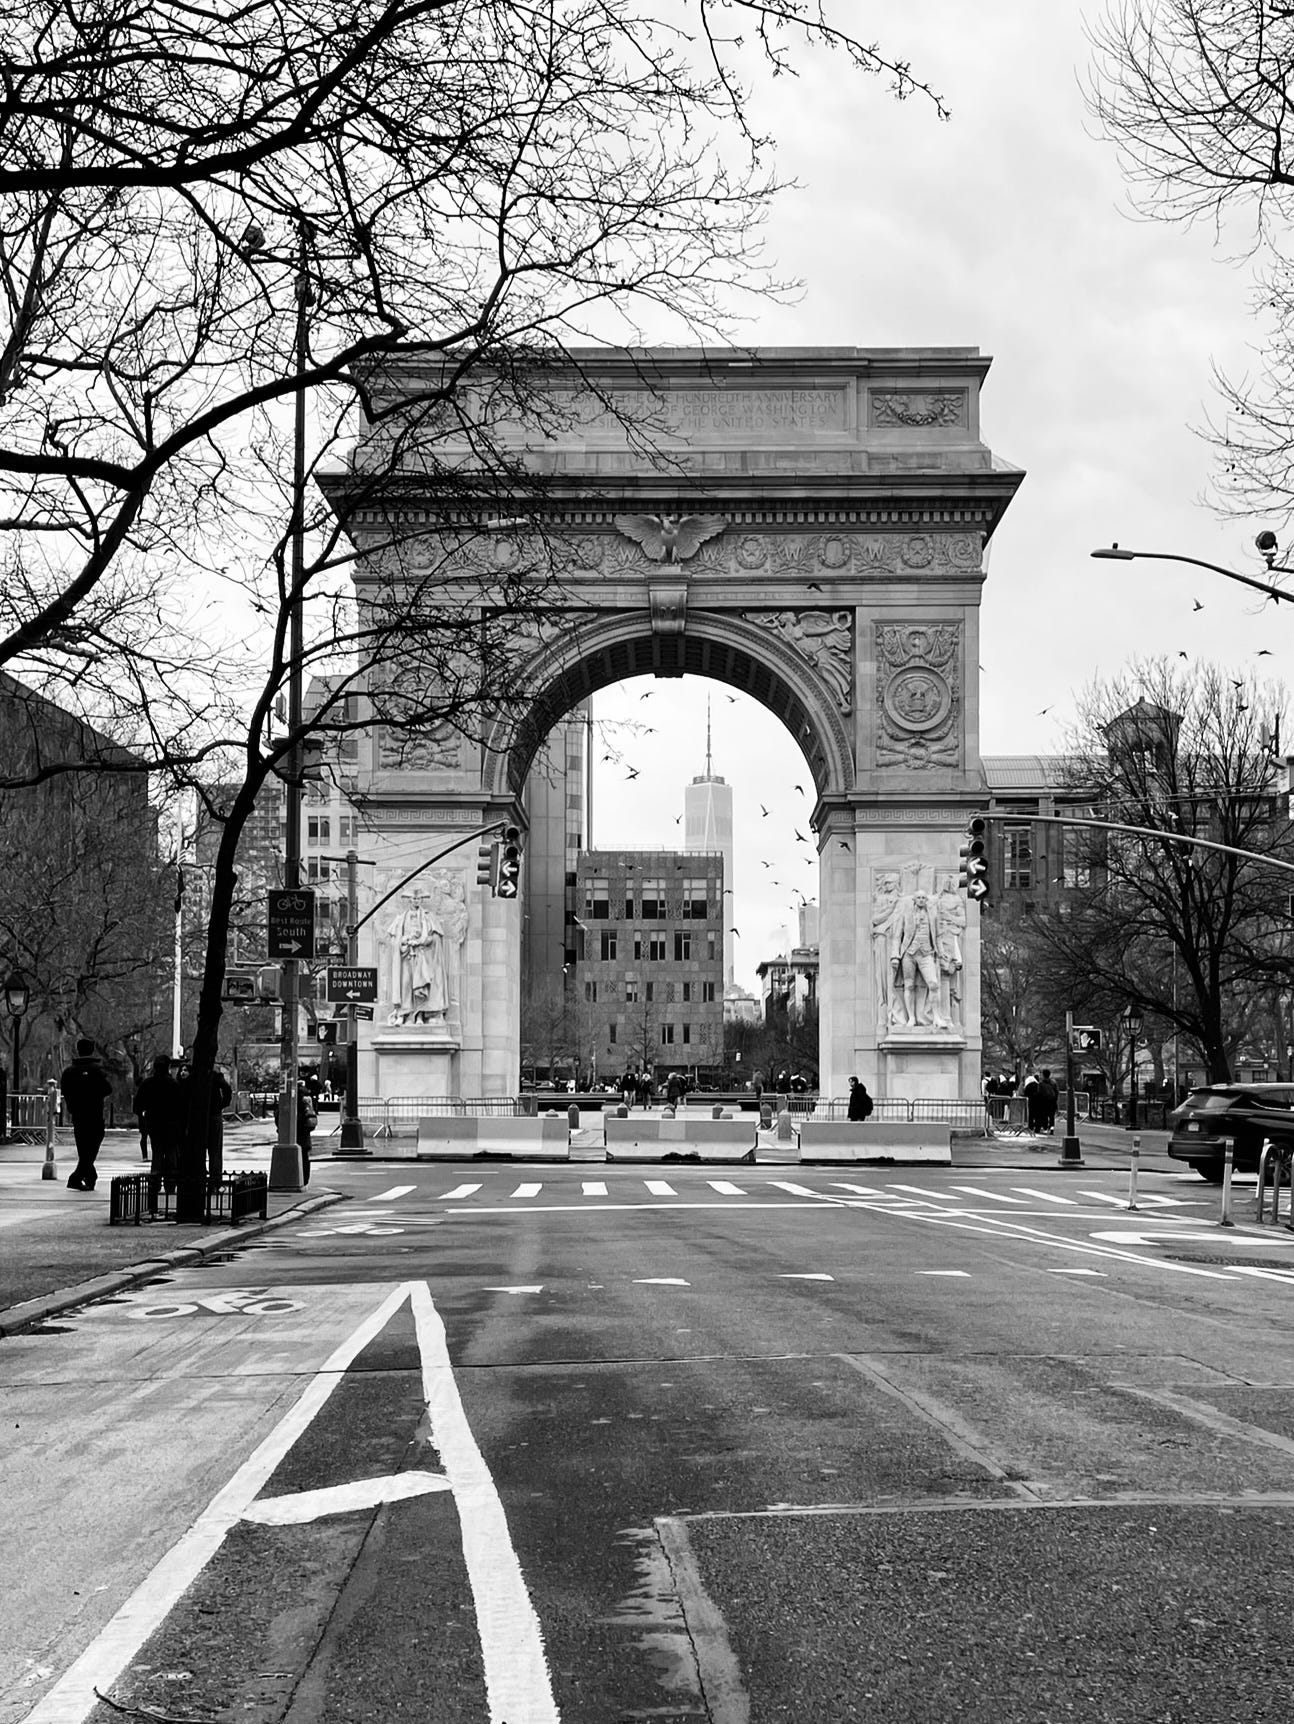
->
[649,933,667,961]
[1004,823,1033,889]
[1062,826,1090,889]
[585,981,597,1003]
[681,1023,691,1045]
[585,876,610,918]
[633,934,643,961]
[702,981,716,1002]
[660,1023,675,1045]
[674,931,692,961]
[681,878,709,917]
[609,1023,617,1045]
[625,979,640,1004]
[623,894,635,918]
[640,877,668,918]
[566,830,582,850]
[306,816,330,844]
[681,981,692,1003]
[645,981,655,1003]
[600,930,617,961]
[707,933,718,961]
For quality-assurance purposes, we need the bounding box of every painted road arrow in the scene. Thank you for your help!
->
[484,1285,544,1295]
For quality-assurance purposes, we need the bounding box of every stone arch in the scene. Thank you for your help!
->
[480,611,854,804]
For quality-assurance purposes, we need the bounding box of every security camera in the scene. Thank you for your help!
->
[1256,529,1279,567]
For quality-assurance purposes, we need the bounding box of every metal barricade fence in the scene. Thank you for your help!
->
[351,1093,990,1135]
[6,1090,55,1140]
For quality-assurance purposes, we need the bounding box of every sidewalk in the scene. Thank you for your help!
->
[0,1121,342,1337]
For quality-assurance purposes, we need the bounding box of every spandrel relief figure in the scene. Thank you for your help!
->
[381,872,469,1025]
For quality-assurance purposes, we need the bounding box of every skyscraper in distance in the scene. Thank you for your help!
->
[684,696,735,985]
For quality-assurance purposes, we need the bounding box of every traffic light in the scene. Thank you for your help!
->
[476,840,500,893]
[315,1020,338,1045]
[496,826,522,899]
[959,813,991,903]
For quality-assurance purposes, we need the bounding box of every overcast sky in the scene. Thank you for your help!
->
[584,3,1280,991]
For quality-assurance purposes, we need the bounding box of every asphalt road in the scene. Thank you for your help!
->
[4,1155,1294,1724]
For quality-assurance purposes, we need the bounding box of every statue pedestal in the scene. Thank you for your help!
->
[369,1020,461,1101]
[879,1029,967,1101]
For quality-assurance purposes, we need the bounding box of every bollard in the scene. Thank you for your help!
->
[1219,1137,1236,1228]
[759,1102,772,1130]
[712,1102,723,1120]
[776,1107,793,1144]
[1127,1134,1140,1212]
[41,1078,58,1181]
[567,1103,579,1132]
[615,1103,629,1119]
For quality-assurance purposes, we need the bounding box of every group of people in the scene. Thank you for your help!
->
[982,1069,1060,1134]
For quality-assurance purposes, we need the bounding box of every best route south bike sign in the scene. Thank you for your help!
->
[267,889,316,958]
[326,964,379,1003]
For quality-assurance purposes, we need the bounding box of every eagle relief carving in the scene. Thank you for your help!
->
[614,513,727,564]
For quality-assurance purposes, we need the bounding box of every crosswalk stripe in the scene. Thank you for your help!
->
[510,1183,542,1198]
[582,1181,609,1197]
[439,1184,483,1200]
[708,1180,746,1195]
[644,1180,677,1196]
[830,1183,886,1196]
[950,1186,1028,1203]
[888,1184,962,1203]
[768,1181,821,1197]
[1080,1190,1132,1208]
[369,1184,416,1203]
[1011,1187,1076,1205]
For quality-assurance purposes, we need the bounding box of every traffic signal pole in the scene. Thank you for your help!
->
[338,847,365,1153]
[1059,1010,1084,1168]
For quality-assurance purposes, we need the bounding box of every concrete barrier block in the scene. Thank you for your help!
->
[795,1120,952,1165]
[605,1115,667,1158]
[415,1117,479,1159]
[475,1116,570,1160]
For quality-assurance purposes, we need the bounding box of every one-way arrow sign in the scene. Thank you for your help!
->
[326,964,378,1004]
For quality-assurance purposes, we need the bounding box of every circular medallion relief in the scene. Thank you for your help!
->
[901,534,935,568]
[817,533,851,570]
[570,536,605,570]
[884,668,952,733]
[735,534,767,569]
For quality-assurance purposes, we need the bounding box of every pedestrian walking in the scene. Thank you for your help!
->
[61,1037,112,1191]
[134,1054,184,1213]
[636,1070,653,1110]
[1037,1068,1059,1135]
[847,1075,873,1122]
[208,1065,233,1189]
[1023,1070,1042,1134]
[297,1086,315,1185]
[752,1067,764,1101]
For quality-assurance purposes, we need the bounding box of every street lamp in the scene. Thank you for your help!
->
[1123,1004,1144,1131]
[1090,538,1294,606]
[4,966,30,1110]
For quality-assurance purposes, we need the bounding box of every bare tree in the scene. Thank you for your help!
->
[1087,2,1294,519]
[1025,657,1289,1083]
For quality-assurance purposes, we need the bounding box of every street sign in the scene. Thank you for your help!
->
[326,964,378,1003]
[222,970,258,1002]
[267,889,316,958]
[333,1003,375,1021]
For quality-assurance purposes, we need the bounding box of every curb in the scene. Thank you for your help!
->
[0,1190,345,1338]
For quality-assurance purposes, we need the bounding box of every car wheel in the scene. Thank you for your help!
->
[1189,1160,1225,1184]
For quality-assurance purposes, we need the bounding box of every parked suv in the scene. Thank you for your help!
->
[1167,1083,1294,1181]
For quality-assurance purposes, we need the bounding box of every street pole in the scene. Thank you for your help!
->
[337,846,367,1153]
[1059,1009,1084,1167]
[269,227,310,1194]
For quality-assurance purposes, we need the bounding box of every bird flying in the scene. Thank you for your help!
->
[795,829,808,843]
[1192,599,1204,611]
[625,768,639,779]
[760,804,770,817]
[793,784,804,795]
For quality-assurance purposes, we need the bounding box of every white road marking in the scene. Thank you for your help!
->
[768,1181,822,1197]
[1080,1190,1136,1208]
[634,1277,690,1286]
[510,1183,542,1198]
[582,1180,608,1196]
[370,1184,416,1203]
[439,1183,484,1200]
[918,1269,971,1277]
[1231,1265,1294,1284]
[708,1180,746,1195]
[645,1180,678,1196]
[779,1272,834,1281]
[1045,1267,1106,1276]
[484,1285,544,1295]
[20,1283,413,1724]
[411,1282,561,1724]
[830,1183,886,1196]
[1091,1228,1233,1248]
[888,1184,962,1203]
[1011,1187,1077,1205]
[950,1186,1028,1204]
[241,1471,452,1524]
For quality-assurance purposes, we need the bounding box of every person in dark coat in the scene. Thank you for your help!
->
[847,1075,873,1122]
[207,1065,233,1189]
[665,1071,684,1107]
[61,1037,113,1190]
[297,1085,314,1185]
[636,1070,653,1109]
[1037,1068,1059,1135]
[135,1055,184,1212]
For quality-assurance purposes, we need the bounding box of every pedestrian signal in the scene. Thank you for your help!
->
[958,813,991,903]
[315,1021,338,1045]
[496,825,522,900]
[1070,1025,1103,1053]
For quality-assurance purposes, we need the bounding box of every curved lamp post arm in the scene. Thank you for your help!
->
[1091,545,1294,606]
